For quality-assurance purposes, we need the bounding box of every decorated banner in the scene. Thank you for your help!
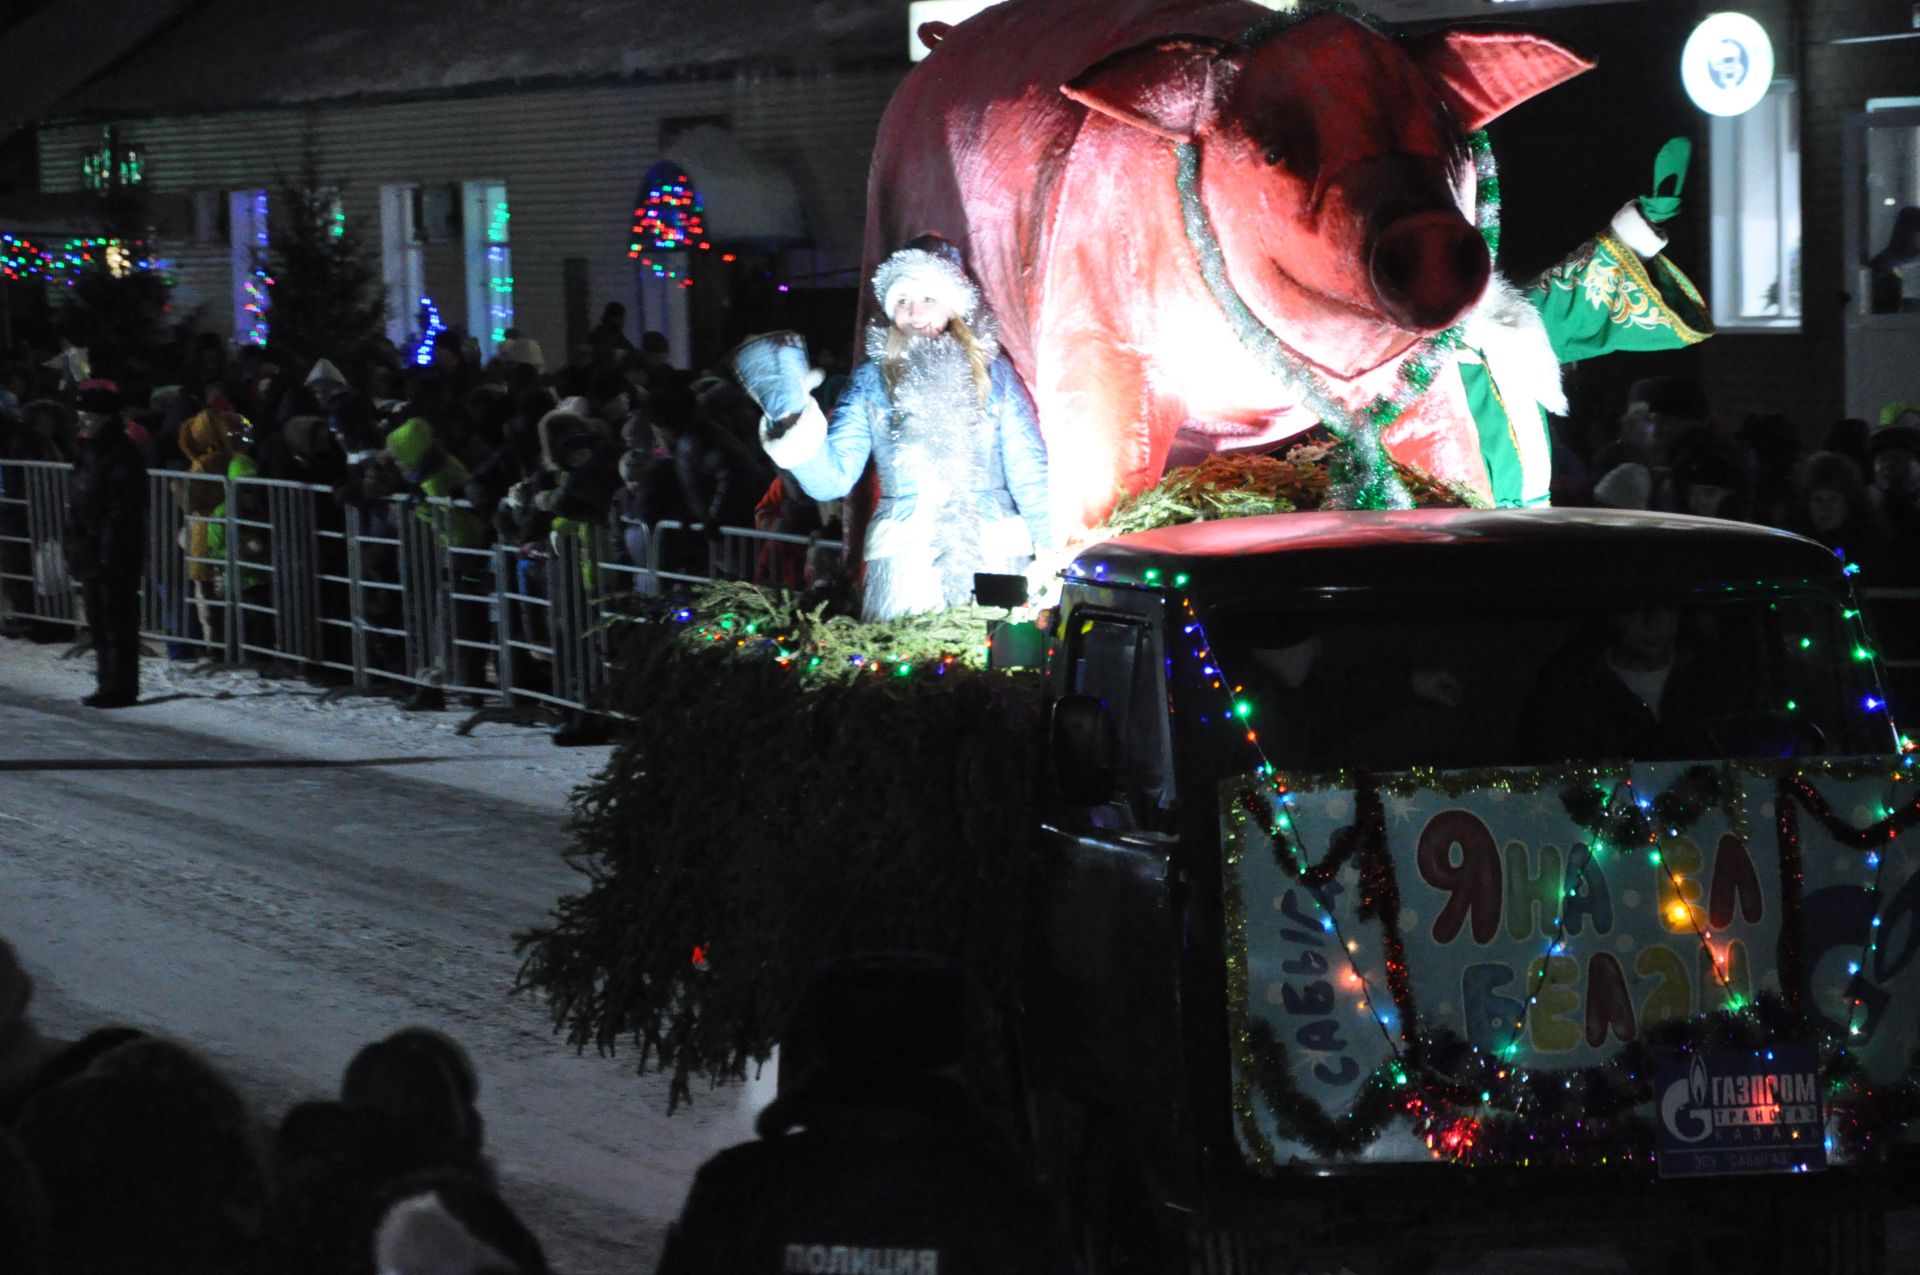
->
[1223,759,1920,1169]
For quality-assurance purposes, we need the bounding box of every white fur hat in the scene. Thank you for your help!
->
[1592,461,1652,511]
[871,241,979,325]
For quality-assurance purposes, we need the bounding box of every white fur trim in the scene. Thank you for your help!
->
[872,248,979,325]
[1463,274,1569,418]
[977,512,1034,563]
[760,397,827,470]
[1610,201,1668,260]
[373,1193,516,1275]
[861,553,947,620]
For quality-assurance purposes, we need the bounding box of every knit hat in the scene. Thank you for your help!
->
[305,359,348,392]
[785,951,970,1080]
[1881,401,1917,428]
[74,379,122,417]
[1592,461,1652,510]
[1626,376,1708,423]
[871,236,979,325]
[370,1172,548,1275]
[1870,423,1920,461]
[341,1029,482,1159]
[384,418,438,472]
[496,337,545,371]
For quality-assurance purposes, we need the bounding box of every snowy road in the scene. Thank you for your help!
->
[0,641,773,1275]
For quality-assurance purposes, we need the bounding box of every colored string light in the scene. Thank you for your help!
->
[410,296,445,367]
[630,165,707,280]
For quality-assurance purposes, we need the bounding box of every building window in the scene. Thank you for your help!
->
[230,188,269,346]
[1709,80,1801,331]
[379,183,427,347]
[1862,108,1920,315]
[462,180,511,360]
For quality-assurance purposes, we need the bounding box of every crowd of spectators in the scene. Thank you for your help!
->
[1549,375,1920,584]
[0,936,1076,1274]
[0,936,549,1274]
[0,305,846,730]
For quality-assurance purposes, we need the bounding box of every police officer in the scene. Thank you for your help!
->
[655,953,1075,1275]
[64,381,147,708]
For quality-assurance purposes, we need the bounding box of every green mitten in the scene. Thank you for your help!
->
[1638,137,1692,225]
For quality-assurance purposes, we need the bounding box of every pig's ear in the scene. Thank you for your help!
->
[1409,30,1594,130]
[1062,37,1234,144]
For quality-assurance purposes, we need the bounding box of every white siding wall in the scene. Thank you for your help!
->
[39,70,902,358]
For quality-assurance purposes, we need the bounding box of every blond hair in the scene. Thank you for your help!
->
[881,315,993,404]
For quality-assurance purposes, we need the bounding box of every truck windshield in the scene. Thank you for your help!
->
[1201,590,1893,773]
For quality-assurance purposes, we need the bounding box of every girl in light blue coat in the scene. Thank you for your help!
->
[760,238,1052,620]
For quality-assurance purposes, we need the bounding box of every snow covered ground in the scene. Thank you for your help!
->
[0,636,776,1274]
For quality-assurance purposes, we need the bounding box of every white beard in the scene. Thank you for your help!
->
[1464,273,1568,418]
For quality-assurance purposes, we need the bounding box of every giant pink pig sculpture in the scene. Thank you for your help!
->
[866,0,1599,531]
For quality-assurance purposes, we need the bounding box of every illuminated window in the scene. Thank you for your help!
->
[379,183,426,347]
[1709,80,1801,331]
[462,180,512,360]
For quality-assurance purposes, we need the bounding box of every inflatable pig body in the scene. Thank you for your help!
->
[867,0,1592,530]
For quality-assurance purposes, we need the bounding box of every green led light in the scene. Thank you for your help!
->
[1786,700,1798,711]
[1233,699,1253,720]
[1799,637,1812,650]
[1173,572,1190,587]
[1854,646,1875,662]
[1143,567,1161,583]
[1649,850,1662,864]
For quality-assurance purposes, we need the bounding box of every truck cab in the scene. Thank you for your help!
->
[1026,507,1915,1273]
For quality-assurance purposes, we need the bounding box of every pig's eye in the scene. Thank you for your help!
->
[1264,147,1283,166]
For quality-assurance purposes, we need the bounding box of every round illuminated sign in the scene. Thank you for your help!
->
[1681,12,1775,117]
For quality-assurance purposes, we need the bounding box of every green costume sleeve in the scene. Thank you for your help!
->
[1527,229,1713,362]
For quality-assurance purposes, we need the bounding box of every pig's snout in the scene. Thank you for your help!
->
[1368,210,1490,333]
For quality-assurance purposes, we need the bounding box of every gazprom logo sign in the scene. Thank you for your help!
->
[1681,12,1776,117]
[1654,1044,1826,1177]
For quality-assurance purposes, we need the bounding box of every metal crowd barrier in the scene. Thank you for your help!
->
[0,460,844,720]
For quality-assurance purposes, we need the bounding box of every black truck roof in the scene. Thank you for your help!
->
[1064,507,1848,603]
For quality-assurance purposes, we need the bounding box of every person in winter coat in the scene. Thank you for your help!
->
[383,417,489,707]
[758,237,1052,619]
[64,382,148,707]
[654,953,1075,1275]
[1789,450,1888,578]
[205,454,273,658]
[177,407,249,650]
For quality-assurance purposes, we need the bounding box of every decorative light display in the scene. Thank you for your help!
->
[1,232,159,286]
[631,162,709,289]
[410,296,445,367]
[1155,569,1920,1169]
[81,126,143,192]
[485,196,513,345]
[236,188,271,347]
[1175,129,1502,510]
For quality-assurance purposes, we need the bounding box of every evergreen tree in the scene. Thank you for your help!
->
[263,138,385,363]
[55,127,170,364]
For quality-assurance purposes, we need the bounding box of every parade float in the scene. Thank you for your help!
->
[515,3,1920,1270]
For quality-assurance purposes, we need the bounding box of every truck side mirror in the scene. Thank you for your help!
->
[1051,693,1119,805]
